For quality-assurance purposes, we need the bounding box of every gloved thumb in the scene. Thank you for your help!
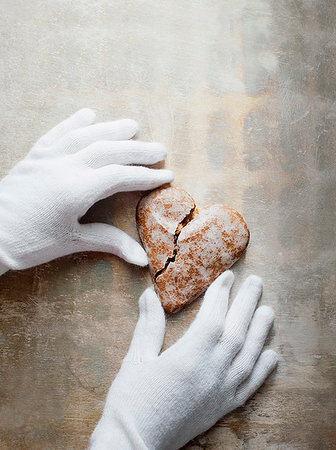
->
[77,223,148,266]
[124,288,166,363]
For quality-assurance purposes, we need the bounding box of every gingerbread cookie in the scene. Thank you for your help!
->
[136,187,249,313]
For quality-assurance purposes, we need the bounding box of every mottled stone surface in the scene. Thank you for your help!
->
[0,1,335,449]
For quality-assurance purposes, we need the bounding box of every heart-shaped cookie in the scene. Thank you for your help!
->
[136,187,249,313]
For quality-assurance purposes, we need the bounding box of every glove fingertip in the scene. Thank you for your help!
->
[160,169,175,183]
[256,305,275,323]
[125,244,148,266]
[151,143,168,161]
[205,270,234,299]
[134,252,149,267]
[246,274,263,291]
[221,270,235,287]
[77,108,96,123]
[262,349,279,369]
[124,119,139,137]
[139,287,162,315]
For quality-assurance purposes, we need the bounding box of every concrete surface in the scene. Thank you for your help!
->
[0,0,335,449]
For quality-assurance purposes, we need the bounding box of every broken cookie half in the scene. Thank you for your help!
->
[136,186,249,313]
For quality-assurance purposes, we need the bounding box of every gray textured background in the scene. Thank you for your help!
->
[0,1,335,449]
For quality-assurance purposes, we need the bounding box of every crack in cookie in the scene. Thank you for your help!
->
[154,203,197,280]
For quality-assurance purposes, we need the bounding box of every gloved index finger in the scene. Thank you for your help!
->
[57,119,139,154]
[35,108,96,148]
[85,165,174,204]
[75,140,167,168]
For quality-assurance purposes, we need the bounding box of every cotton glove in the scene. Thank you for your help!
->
[91,271,278,450]
[0,109,174,276]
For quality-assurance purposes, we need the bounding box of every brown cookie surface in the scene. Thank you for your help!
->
[136,187,249,313]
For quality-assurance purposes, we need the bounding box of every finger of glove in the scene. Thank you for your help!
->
[229,306,275,384]
[77,223,148,266]
[87,165,174,204]
[56,119,139,154]
[125,287,166,363]
[35,108,96,148]
[75,140,167,168]
[223,275,263,358]
[234,349,278,407]
[185,271,234,344]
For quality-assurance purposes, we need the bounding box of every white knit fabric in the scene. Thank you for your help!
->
[91,271,278,450]
[0,109,173,274]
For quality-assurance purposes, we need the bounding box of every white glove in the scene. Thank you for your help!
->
[0,109,173,275]
[90,271,278,450]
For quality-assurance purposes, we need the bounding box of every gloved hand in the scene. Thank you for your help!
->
[90,271,278,450]
[0,109,173,275]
